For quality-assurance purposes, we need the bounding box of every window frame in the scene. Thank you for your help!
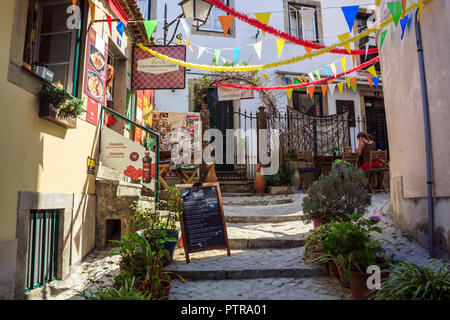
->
[287,2,319,43]
[292,90,323,116]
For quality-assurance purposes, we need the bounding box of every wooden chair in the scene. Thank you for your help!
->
[342,152,359,167]
[365,150,389,193]
[297,150,321,193]
[345,147,353,153]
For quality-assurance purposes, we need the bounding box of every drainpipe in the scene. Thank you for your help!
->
[414,9,435,257]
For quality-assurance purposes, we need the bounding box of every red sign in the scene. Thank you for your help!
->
[86,97,99,125]
[132,45,186,90]
[84,27,108,104]
[135,90,144,143]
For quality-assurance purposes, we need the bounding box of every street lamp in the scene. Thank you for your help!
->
[178,0,213,27]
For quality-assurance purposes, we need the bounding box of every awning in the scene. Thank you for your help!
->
[107,0,129,25]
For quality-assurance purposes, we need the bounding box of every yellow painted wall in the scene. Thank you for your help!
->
[0,0,99,240]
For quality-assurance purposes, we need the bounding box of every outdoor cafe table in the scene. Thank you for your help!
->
[314,155,341,170]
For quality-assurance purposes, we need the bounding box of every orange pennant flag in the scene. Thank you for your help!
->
[327,80,333,85]
[304,41,314,59]
[218,15,234,37]
[350,77,358,93]
[402,0,407,18]
[352,55,356,68]
[321,85,327,97]
[302,75,307,84]
[307,86,315,99]
[367,77,374,87]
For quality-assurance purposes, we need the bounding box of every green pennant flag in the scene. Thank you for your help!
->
[143,20,158,41]
[214,49,221,64]
[387,1,403,27]
[380,30,388,50]
[315,70,321,80]
[293,78,301,91]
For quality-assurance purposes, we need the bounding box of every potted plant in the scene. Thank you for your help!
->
[134,186,183,266]
[38,83,85,128]
[330,145,339,156]
[318,214,387,298]
[301,165,371,228]
[374,259,450,300]
[264,159,297,195]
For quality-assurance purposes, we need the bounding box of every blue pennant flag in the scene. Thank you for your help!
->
[286,77,290,85]
[341,5,359,32]
[400,14,409,40]
[117,21,125,37]
[322,66,331,79]
[233,47,241,65]
[372,76,379,89]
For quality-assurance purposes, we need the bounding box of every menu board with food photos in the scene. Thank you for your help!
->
[84,27,108,104]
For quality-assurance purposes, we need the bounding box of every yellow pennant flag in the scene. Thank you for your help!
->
[88,0,96,25]
[337,82,344,95]
[297,76,304,84]
[286,88,294,100]
[254,12,271,36]
[345,78,351,88]
[276,39,286,58]
[340,57,347,74]
[263,73,268,81]
[419,0,423,21]
[338,32,351,54]
[367,65,377,78]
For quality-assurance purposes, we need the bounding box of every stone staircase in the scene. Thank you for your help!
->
[165,193,328,282]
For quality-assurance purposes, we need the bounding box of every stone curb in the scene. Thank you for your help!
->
[225,215,303,223]
[165,267,326,280]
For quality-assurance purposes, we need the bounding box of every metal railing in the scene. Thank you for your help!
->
[99,106,161,202]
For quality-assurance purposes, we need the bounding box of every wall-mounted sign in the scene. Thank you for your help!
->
[132,45,186,90]
[100,126,156,191]
[84,26,109,104]
[87,157,96,175]
[86,97,99,125]
[217,86,254,101]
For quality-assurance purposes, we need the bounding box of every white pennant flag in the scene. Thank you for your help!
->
[253,41,263,60]
[197,46,206,59]
[301,8,315,40]
[330,62,337,77]
[180,18,193,39]
[328,83,336,95]
[308,72,315,82]
[365,42,369,60]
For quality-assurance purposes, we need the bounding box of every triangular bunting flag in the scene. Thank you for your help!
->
[345,78,351,88]
[286,77,290,85]
[321,85,327,97]
[330,62,337,77]
[233,47,241,64]
[197,47,206,59]
[286,88,294,100]
[338,32,351,54]
[253,41,262,60]
[297,76,304,84]
[117,21,125,37]
[88,0,96,25]
[340,57,347,74]
[367,65,377,78]
[293,78,301,91]
[214,49,221,64]
[263,74,269,81]
[365,42,369,59]
[372,76,379,89]
[341,5,359,32]
[367,77,374,87]
[254,12,271,36]
[143,20,158,42]
[337,82,344,95]
[379,30,388,50]
[218,15,234,37]
[307,86,315,99]
[308,72,315,82]
[304,41,314,59]
[322,67,331,79]
[387,1,403,27]
[315,70,321,80]
[180,18,193,38]
[402,0,407,18]
[400,14,408,40]
[350,77,357,93]
[352,55,356,68]
[302,75,307,84]
[275,39,286,58]
[106,14,112,35]
[329,83,336,95]
[327,80,333,84]
[419,0,423,22]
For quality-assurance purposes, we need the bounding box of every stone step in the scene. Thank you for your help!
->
[165,247,326,280]
[226,221,310,249]
[218,180,254,193]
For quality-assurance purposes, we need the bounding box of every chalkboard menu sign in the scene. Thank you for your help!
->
[177,182,231,263]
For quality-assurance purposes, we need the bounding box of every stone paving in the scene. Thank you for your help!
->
[27,192,434,300]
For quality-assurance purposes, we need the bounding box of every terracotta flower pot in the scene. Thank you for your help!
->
[328,262,339,279]
[254,164,266,193]
[312,218,328,229]
[350,270,391,300]
[159,280,172,300]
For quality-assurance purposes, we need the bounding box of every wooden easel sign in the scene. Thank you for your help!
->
[176,182,231,263]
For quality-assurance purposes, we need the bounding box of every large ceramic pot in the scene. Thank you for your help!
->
[254,164,267,193]
[350,270,390,300]
[312,218,328,229]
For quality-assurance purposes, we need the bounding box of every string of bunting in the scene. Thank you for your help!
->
[204,0,378,56]
[214,56,379,91]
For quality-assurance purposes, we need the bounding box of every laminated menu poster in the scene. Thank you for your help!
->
[177,183,231,263]
[84,26,109,104]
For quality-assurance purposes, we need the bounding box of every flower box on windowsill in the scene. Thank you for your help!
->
[39,102,77,129]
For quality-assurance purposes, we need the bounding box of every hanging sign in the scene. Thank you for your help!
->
[84,26,109,104]
[132,45,186,89]
[217,85,254,101]
[177,182,231,263]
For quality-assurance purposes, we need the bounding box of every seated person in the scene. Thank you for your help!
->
[357,132,381,170]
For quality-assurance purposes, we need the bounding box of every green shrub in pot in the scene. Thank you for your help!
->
[303,224,332,264]
[39,83,86,116]
[301,166,371,224]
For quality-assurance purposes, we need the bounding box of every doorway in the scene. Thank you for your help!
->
[365,97,389,155]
